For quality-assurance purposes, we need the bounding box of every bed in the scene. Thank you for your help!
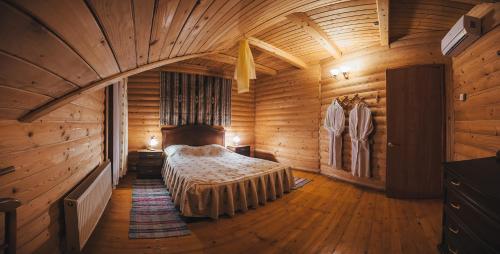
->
[160,125,294,219]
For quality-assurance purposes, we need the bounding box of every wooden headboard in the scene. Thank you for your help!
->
[161,125,225,149]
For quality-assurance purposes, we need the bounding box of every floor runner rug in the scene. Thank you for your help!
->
[129,179,190,239]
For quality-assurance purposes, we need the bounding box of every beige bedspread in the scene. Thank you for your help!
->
[162,144,294,219]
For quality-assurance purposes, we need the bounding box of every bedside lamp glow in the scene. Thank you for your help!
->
[148,135,159,150]
[232,135,241,146]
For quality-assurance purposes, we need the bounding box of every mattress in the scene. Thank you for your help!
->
[162,144,294,219]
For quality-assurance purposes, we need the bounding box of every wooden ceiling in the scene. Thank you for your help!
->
[0,0,474,122]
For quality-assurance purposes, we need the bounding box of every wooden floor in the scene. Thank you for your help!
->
[84,171,443,254]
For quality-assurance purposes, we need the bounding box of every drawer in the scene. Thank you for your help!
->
[137,158,163,167]
[444,213,496,254]
[446,171,500,222]
[139,152,163,159]
[236,146,250,153]
[446,189,500,250]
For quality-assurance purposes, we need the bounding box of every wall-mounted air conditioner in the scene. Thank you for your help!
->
[441,15,481,57]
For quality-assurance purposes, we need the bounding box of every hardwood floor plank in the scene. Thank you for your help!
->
[83,171,442,254]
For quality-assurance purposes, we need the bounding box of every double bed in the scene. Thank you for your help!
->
[160,125,294,219]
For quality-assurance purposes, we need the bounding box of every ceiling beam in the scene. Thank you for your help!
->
[157,63,232,78]
[376,0,390,46]
[19,52,214,123]
[247,37,308,69]
[286,12,342,58]
[201,53,278,76]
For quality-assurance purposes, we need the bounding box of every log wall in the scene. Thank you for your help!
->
[452,26,500,160]
[320,34,452,190]
[127,67,255,153]
[254,67,321,171]
[0,90,105,253]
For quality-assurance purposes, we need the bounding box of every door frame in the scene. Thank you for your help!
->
[385,64,446,198]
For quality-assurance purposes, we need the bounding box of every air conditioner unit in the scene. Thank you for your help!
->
[441,15,481,57]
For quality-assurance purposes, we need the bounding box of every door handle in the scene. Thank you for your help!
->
[388,142,399,148]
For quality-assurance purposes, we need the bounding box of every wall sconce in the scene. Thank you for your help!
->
[329,68,340,79]
[148,135,159,150]
[340,65,351,79]
[232,135,241,146]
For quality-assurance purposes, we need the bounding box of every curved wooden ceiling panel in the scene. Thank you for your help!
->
[10,0,120,78]
[88,0,137,71]
[0,1,100,86]
[0,0,474,122]
[0,52,76,97]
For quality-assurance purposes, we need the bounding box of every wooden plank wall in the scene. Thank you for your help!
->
[127,67,255,153]
[128,70,161,151]
[452,26,500,160]
[0,90,105,253]
[254,66,321,172]
[320,34,452,190]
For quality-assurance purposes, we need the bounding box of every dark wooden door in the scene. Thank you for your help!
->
[386,64,444,198]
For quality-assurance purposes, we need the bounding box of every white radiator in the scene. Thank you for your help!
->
[64,161,112,253]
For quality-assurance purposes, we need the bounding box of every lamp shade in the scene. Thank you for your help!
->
[148,136,158,150]
[232,135,241,145]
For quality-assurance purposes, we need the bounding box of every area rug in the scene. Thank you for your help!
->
[129,179,191,239]
[293,177,311,190]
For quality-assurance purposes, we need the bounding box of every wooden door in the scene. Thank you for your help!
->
[386,65,444,198]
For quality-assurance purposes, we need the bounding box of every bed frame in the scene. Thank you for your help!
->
[161,125,225,149]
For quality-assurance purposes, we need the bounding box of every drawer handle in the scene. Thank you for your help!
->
[448,226,459,234]
[448,246,458,254]
[450,202,460,210]
[450,180,461,187]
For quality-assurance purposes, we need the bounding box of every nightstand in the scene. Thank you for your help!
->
[227,145,251,157]
[136,149,164,179]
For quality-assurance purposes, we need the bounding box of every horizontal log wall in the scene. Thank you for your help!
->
[320,34,452,190]
[127,67,255,153]
[452,26,500,160]
[254,67,321,172]
[0,90,105,253]
[128,70,161,151]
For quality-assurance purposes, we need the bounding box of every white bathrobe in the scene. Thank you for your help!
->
[349,102,373,177]
[323,99,345,169]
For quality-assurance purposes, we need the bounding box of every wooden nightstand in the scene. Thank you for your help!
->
[227,145,251,157]
[136,149,164,179]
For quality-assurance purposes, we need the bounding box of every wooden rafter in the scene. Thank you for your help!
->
[376,0,390,46]
[286,12,342,58]
[19,52,215,123]
[247,37,308,69]
[201,53,278,76]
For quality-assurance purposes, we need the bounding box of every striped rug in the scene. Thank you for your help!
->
[293,177,311,189]
[129,179,190,239]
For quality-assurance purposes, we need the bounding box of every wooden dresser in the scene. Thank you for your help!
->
[136,150,164,179]
[441,157,500,254]
[227,145,251,157]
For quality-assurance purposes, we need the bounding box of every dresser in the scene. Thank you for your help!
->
[441,157,500,254]
[227,145,251,157]
[135,150,164,179]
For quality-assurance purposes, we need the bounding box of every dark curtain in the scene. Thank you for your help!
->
[160,72,232,126]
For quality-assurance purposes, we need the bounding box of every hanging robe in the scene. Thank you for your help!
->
[234,39,256,93]
[349,102,373,177]
[323,99,345,169]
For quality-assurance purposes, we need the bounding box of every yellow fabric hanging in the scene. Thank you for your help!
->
[234,39,256,93]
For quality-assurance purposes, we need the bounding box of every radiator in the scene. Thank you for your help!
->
[64,161,112,253]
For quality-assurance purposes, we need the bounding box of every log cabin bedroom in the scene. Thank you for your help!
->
[0,0,499,254]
